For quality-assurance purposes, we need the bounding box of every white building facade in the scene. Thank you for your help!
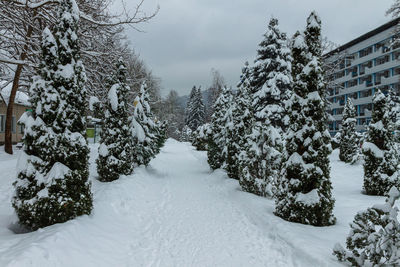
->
[325,18,400,136]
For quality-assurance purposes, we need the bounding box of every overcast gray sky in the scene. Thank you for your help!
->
[119,0,393,96]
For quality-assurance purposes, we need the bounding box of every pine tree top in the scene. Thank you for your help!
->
[342,98,356,122]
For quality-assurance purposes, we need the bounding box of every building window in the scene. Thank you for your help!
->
[376,40,391,53]
[360,46,373,58]
[348,66,358,77]
[360,75,373,86]
[336,70,345,78]
[19,124,25,134]
[348,92,358,100]
[348,79,358,88]
[0,114,5,133]
[359,103,373,116]
[394,50,400,60]
[394,67,400,76]
[360,89,372,98]
[375,70,390,85]
[376,55,390,66]
[360,61,372,75]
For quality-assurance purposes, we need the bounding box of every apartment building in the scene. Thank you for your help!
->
[325,18,400,135]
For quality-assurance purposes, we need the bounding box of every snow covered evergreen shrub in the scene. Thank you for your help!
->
[333,186,400,266]
[239,18,291,196]
[131,83,157,166]
[339,98,359,164]
[97,59,133,182]
[155,120,168,150]
[13,0,92,230]
[207,87,231,170]
[192,123,211,151]
[332,132,341,150]
[180,125,193,142]
[389,88,400,143]
[274,12,336,226]
[362,90,400,196]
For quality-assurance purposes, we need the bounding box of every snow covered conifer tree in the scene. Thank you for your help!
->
[97,59,133,182]
[389,87,400,142]
[186,86,205,131]
[185,86,197,127]
[207,86,230,170]
[333,186,400,266]
[155,120,167,150]
[339,98,359,164]
[221,91,238,178]
[13,0,92,230]
[225,62,254,179]
[180,125,193,142]
[192,123,211,151]
[274,12,336,226]
[131,83,156,166]
[362,90,400,196]
[239,18,291,196]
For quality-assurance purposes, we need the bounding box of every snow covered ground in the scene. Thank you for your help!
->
[0,140,390,266]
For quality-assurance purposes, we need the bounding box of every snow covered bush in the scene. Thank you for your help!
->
[333,186,400,266]
[332,132,341,150]
[362,90,400,196]
[207,87,231,170]
[339,98,360,164]
[239,18,291,197]
[13,0,92,230]
[180,125,193,142]
[155,120,168,150]
[274,13,336,226]
[192,123,211,151]
[97,59,134,182]
[131,82,157,166]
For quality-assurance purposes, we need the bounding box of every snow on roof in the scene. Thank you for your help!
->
[0,81,30,107]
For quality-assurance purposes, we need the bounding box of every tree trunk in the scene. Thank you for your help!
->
[4,19,34,154]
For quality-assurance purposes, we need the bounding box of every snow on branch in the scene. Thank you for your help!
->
[0,56,29,66]
[10,0,60,9]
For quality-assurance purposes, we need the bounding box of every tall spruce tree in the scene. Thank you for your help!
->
[186,86,205,131]
[140,82,160,156]
[97,59,133,182]
[185,86,197,127]
[362,90,400,196]
[221,91,238,178]
[13,0,92,230]
[274,12,336,226]
[207,86,231,170]
[239,18,291,197]
[131,82,156,166]
[339,98,359,164]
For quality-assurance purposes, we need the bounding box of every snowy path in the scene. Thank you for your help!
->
[0,140,369,266]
